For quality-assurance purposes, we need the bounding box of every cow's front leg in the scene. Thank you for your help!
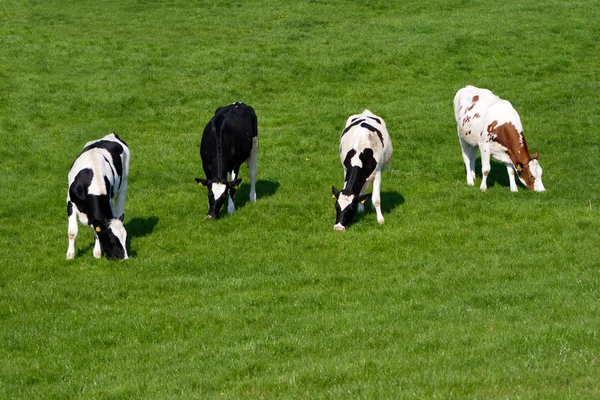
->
[227,170,237,214]
[66,201,78,260]
[479,147,491,192]
[459,136,477,186]
[358,181,371,213]
[507,165,519,192]
[92,231,102,258]
[371,170,384,224]
[248,136,258,203]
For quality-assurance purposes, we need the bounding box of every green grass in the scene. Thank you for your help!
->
[1,0,599,398]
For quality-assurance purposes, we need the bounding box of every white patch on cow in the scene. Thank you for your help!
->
[211,182,227,200]
[337,193,354,211]
[333,223,346,231]
[529,159,545,192]
[349,152,362,168]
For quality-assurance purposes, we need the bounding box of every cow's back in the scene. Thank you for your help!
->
[201,103,257,178]
[455,86,524,146]
[340,110,392,171]
[69,136,128,197]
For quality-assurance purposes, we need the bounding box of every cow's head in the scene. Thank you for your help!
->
[93,219,128,260]
[196,177,242,219]
[332,186,371,231]
[515,152,545,192]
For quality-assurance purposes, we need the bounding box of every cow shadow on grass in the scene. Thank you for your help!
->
[351,190,405,225]
[475,159,511,189]
[125,216,159,258]
[233,179,280,210]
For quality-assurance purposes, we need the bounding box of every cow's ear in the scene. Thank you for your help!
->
[332,186,340,199]
[358,193,372,204]
[195,178,209,186]
[532,152,539,160]
[229,178,242,189]
[515,162,524,173]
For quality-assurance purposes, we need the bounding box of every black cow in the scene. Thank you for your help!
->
[66,133,130,259]
[195,102,258,219]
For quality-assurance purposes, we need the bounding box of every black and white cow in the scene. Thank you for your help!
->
[332,110,393,231]
[195,102,258,219]
[66,133,130,260]
[454,85,545,192]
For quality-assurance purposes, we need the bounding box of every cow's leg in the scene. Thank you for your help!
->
[459,136,477,186]
[248,136,258,203]
[92,230,102,258]
[507,165,519,192]
[371,170,384,224]
[479,146,491,192]
[358,181,371,213]
[113,178,128,220]
[227,170,237,214]
[66,201,78,260]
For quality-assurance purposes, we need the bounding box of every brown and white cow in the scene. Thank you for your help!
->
[454,85,545,192]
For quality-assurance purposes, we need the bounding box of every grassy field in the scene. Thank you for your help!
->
[1,0,599,397]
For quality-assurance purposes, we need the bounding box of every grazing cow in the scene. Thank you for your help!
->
[66,133,130,260]
[454,85,545,192]
[332,110,393,231]
[195,102,258,219]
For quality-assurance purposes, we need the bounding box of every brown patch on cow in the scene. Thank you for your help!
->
[473,113,481,119]
[488,122,535,189]
[466,96,479,112]
[487,120,498,133]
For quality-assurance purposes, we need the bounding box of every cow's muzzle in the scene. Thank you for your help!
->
[333,223,346,231]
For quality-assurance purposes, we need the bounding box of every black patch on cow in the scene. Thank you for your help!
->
[342,148,377,194]
[341,119,365,137]
[112,132,127,147]
[360,122,384,146]
[81,140,124,179]
[343,149,357,170]
[367,115,381,124]
[69,168,114,226]
[104,176,114,199]
[67,200,73,216]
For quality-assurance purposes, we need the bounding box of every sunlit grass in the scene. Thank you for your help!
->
[1,0,599,398]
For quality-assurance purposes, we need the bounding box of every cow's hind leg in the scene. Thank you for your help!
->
[113,178,128,220]
[459,136,477,186]
[371,171,384,224]
[479,146,491,192]
[248,136,258,203]
[66,201,78,260]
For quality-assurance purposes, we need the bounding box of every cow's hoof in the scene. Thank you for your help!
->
[66,252,75,260]
[377,217,385,224]
[480,187,487,192]
[333,224,345,231]
[93,251,102,259]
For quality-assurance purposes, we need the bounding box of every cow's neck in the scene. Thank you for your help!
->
[344,166,366,194]
[490,121,532,166]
